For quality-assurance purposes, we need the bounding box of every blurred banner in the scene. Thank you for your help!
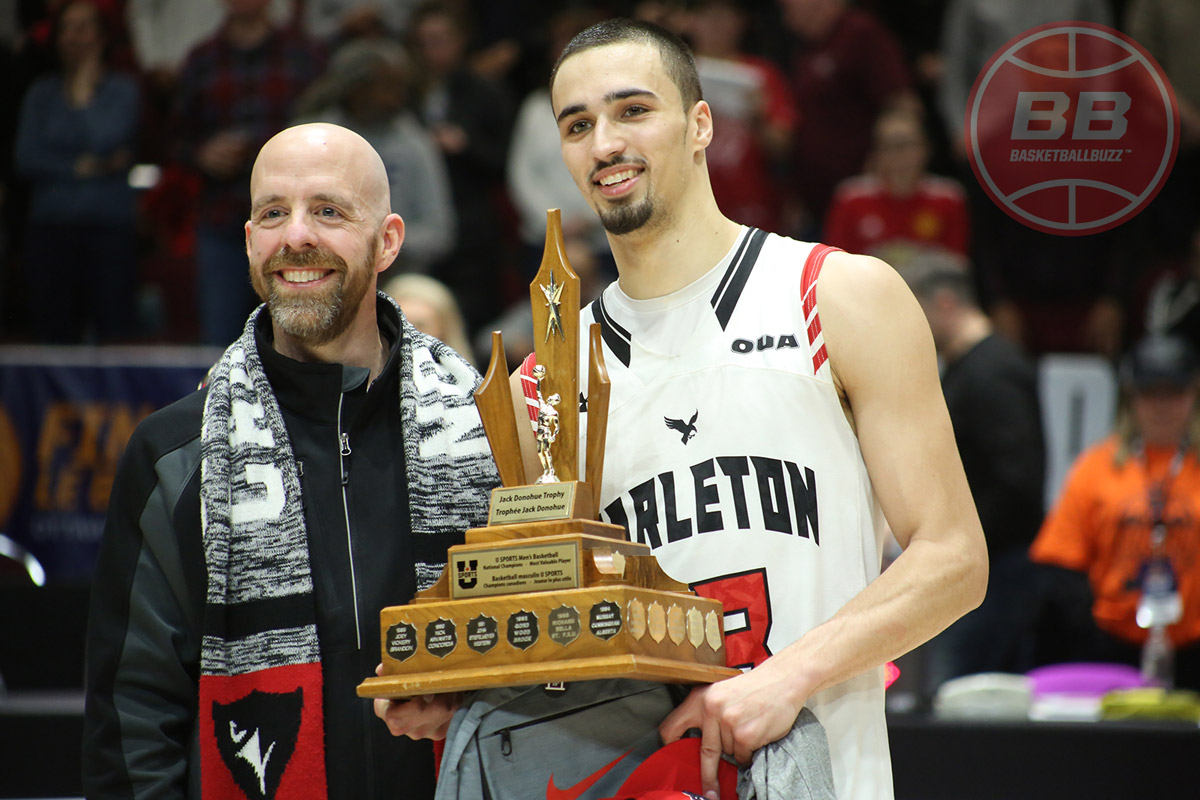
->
[0,346,220,582]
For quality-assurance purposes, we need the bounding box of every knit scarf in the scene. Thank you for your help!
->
[198,295,497,799]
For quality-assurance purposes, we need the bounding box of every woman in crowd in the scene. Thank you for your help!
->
[15,0,140,343]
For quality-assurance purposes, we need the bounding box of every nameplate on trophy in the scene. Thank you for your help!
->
[487,483,578,525]
[450,540,581,599]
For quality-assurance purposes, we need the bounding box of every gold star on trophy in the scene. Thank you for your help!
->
[541,269,566,342]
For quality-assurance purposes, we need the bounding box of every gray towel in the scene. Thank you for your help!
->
[737,708,837,799]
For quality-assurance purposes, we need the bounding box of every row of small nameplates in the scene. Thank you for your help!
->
[386,599,723,662]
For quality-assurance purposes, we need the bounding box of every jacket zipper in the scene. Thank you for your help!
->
[337,393,363,648]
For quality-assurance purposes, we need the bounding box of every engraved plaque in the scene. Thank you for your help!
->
[467,614,498,655]
[627,598,647,640]
[451,540,580,599]
[386,621,418,662]
[425,619,458,659]
[667,605,685,645]
[507,610,540,650]
[705,610,722,652]
[648,602,666,643]
[687,607,705,648]
[589,600,622,640]
[548,605,581,646]
[488,483,577,525]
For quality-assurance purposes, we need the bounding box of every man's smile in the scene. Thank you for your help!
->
[592,163,644,198]
[275,268,335,285]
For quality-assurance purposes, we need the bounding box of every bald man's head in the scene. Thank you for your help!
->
[244,122,406,348]
[251,123,392,222]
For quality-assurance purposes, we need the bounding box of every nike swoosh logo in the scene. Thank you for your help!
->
[546,749,632,800]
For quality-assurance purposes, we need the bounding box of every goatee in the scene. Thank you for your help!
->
[599,196,655,235]
[591,156,654,236]
[253,246,371,345]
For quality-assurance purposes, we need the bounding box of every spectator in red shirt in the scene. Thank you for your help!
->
[777,0,916,232]
[824,108,968,272]
[685,0,795,234]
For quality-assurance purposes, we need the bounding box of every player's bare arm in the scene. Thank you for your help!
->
[660,250,989,796]
[797,250,988,685]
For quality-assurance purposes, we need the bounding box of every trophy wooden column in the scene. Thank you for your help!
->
[358,211,737,700]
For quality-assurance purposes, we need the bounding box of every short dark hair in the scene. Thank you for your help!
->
[909,264,978,308]
[549,17,703,111]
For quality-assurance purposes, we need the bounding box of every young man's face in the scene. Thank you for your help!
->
[551,41,700,237]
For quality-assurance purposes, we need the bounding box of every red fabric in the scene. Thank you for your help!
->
[520,352,541,423]
[706,56,795,233]
[884,661,901,688]
[800,245,841,375]
[787,9,912,219]
[823,176,969,258]
[198,663,327,799]
[595,738,739,800]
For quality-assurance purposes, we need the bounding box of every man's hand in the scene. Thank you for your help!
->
[659,656,808,799]
[371,664,462,740]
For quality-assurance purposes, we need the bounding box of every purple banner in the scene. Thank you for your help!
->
[0,346,221,581]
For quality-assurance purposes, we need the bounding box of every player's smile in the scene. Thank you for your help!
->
[592,163,645,199]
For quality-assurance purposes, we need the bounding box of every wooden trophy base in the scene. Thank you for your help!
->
[357,514,738,700]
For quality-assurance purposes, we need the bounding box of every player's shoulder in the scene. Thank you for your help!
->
[811,249,933,389]
[813,248,911,308]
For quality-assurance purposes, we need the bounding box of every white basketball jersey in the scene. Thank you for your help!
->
[576,227,894,800]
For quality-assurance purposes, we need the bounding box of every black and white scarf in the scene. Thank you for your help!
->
[197,294,496,799]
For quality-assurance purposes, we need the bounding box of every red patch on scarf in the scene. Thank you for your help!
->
[199,663,327,799]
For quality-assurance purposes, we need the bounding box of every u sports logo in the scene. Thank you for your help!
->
[966,22,1178,235]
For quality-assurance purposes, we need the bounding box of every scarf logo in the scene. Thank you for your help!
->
[213,689,303,799]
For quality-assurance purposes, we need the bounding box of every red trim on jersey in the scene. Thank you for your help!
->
[801,244,841,375]
[806,314,821,343]
[812,344,829,374]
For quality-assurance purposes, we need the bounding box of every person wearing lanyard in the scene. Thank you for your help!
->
[1031,334,1200,691]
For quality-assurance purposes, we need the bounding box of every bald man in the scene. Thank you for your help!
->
[83,123,498,800]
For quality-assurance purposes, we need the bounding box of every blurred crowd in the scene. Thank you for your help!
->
[2,0,1200,698]
[0,0,1195,363]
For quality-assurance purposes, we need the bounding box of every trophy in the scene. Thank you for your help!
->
[357,210,737,699]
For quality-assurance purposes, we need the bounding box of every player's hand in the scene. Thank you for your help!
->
[659,658,807,799]
[371,664,462,740]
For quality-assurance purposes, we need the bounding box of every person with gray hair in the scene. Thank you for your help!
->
[295,37,456,273]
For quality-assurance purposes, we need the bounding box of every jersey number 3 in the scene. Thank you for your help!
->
[690,569,773,670]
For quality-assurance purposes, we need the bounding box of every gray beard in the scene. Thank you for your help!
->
[269,286,348,345]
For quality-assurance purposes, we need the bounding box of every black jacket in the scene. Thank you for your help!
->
[83,301,485,798]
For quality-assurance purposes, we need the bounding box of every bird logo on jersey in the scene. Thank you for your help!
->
[664,411,699,444]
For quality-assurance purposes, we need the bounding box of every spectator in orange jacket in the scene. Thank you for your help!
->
[1031,334,1200,690]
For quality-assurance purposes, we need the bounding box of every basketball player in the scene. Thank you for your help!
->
[379,17,988,800]
[536,18,985,800]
